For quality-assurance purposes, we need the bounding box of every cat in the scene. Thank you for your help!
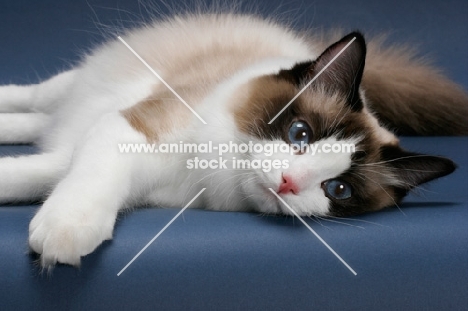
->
[0,13,467,268]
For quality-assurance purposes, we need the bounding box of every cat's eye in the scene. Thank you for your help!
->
[288,121,311,146]
[322,179,352,200]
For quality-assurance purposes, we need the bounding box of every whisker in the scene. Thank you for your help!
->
[361,174,406,217]
[325,215,388,228]
[306,215,328,228]
[360,154,449,166]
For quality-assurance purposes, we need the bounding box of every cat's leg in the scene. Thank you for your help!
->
[0,113,50,143]
[0,70,76,113]
[0,71,78,199]
[28,112,148,267]
[0,151,69,203]
[0,70,77,144]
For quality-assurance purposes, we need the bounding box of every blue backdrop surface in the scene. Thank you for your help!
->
[0,1,467,310]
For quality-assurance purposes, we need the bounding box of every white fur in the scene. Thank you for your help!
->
[0,14,362,266]
[29,113,148,266]
[0,152,65,202]
[248,136,357,216]
[0,113,50,143]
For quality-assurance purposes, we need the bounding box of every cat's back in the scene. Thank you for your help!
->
[42,14,316,148]
[82,14,314,86]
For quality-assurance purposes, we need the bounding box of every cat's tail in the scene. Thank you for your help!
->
[361,37,468,135]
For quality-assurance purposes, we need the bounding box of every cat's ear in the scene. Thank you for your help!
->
[312,32,366,111]
[279,32,366,111]
[380,145,456,195]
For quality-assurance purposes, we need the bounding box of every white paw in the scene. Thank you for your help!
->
[29,197,115,268]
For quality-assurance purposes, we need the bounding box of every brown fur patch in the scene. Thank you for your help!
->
[121,16,304,141]
[121,46,276,142]
[232,76,299,140]
[121,93,192,142]
[232,75,382,144]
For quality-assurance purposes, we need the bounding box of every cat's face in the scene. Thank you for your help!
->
[224,32,455,217]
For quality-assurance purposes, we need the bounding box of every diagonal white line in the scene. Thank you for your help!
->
[117,36,207,125]
[268,188,357,276]
[268,37,357,124]
[117,188,206,276]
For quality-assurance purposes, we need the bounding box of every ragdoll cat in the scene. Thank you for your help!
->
[0,14,467,268]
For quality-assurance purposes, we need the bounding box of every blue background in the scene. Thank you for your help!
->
[0,0,467,89]
[0,1,467,310]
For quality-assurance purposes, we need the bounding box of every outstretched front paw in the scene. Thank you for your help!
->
[28,198,115,268]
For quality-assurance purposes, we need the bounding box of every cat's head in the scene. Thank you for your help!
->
[226,32,456,217]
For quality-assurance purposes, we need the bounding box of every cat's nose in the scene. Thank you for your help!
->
[278,174,299,195]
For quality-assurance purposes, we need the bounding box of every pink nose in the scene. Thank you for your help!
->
[278,174,299,195]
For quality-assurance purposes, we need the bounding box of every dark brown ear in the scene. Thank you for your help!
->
[277,32,367,111]
[380,145,456,196]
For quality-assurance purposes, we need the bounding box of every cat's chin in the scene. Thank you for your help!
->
[243,179,330,217]
[235,183,278,215]
[243,187,310,217]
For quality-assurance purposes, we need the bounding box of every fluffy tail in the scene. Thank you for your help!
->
[362,37,468,135]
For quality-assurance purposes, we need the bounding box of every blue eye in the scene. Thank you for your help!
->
[288,121,311,145]
[322,179,352,200]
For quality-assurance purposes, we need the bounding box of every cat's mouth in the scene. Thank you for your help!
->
[257,184,293,215]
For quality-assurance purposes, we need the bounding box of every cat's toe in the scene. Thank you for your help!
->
[29,224,85,267]
[28,203,112,268]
